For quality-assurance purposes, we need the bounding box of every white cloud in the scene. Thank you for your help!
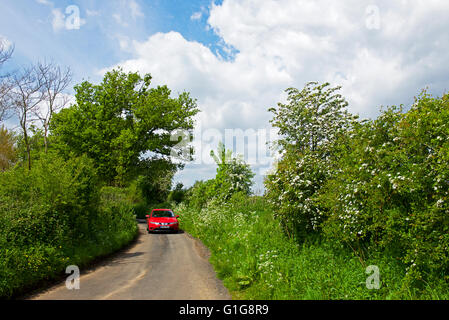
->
[112,1,144,28]
[103,0,449,187]
[112,13,129,27]
[113,34,132,52]
[105,31,287,130]
[51,8,66,32]
[39,2,87,32]
[205,0,449,116]
[128,0,144,19]
[191,11,202,21]
[0,35,12,50]
[86,9,101,17]
[36,0,62,31]
[36,0,52,6]
[191,6,208,22]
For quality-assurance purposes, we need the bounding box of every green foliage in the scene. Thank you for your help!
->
[117,158,179,218]
[184,143,255,210]
[265,151,328,238]
[265,82,357,236]
[212,142,255,200]
[168,183,187,204]
[269,82,356,153]
[14,125,47,169]
[136,158,178,204]
[320,92,449,284]
[0,155,137,298]
[0,153,99,242]
[0,125,17,171]
[131,202,150,219]
[177,196,449,299]
[266,83,449,289]
[184,179,216,210]
[50,68,199,185]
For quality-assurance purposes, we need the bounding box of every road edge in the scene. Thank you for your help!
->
[17,221,143,300]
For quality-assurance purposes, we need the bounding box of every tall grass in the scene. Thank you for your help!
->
[176,195,449,299]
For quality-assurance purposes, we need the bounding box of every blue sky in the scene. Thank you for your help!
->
[2,0,449,190]
[0,0,228,85]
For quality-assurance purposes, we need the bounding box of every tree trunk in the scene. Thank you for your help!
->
[44,123,48,154]
[24,129,31,170]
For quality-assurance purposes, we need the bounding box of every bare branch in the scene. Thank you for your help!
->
[9,65,47,169]
[0,40,14,68]
[34,60,73,153]
[0,39,15,122]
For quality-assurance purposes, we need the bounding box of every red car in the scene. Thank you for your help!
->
[146,209,180,233]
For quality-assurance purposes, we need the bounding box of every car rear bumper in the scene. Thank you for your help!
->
[148,225,179,232]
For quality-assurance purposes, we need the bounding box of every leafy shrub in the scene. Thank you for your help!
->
[131,202,149,219]
[0,155,137,298]
[167,183,187,204]
[265,82,357,237]
[211,142,255,201]
[184,143,255,210]
[184,180,216,210]
[177,196,449,299]
[266,83,449,288]
[320,92,449,283]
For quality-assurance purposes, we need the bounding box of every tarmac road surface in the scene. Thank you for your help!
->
[28,222,230,300]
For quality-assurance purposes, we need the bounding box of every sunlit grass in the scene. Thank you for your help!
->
[177,196,449,300]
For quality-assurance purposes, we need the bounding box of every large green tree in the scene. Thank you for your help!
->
[50,68,199,185]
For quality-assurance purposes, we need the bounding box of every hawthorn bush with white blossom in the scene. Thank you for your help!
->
[185,142,255,209]
[176,195,402,299]
[177,193,448,299]
[321,92,449,283]
[266,83,449,285]
[181,83,449,298]
[265,82,358,238]
[211,142,255,201]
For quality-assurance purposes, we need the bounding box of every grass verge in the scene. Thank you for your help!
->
[176,196,449,299]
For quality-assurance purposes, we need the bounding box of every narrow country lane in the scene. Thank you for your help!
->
[27,223,230,300]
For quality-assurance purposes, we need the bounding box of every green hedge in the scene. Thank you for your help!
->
[265,90,449,287]
[0,154,138,299]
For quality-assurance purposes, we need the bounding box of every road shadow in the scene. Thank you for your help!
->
[19,226,142,300]
[105,251,146,266]
[148,229,185,235]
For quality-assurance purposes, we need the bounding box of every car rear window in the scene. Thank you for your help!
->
[152,210,174,218]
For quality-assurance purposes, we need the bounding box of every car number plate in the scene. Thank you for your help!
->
[160,226,170,229]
